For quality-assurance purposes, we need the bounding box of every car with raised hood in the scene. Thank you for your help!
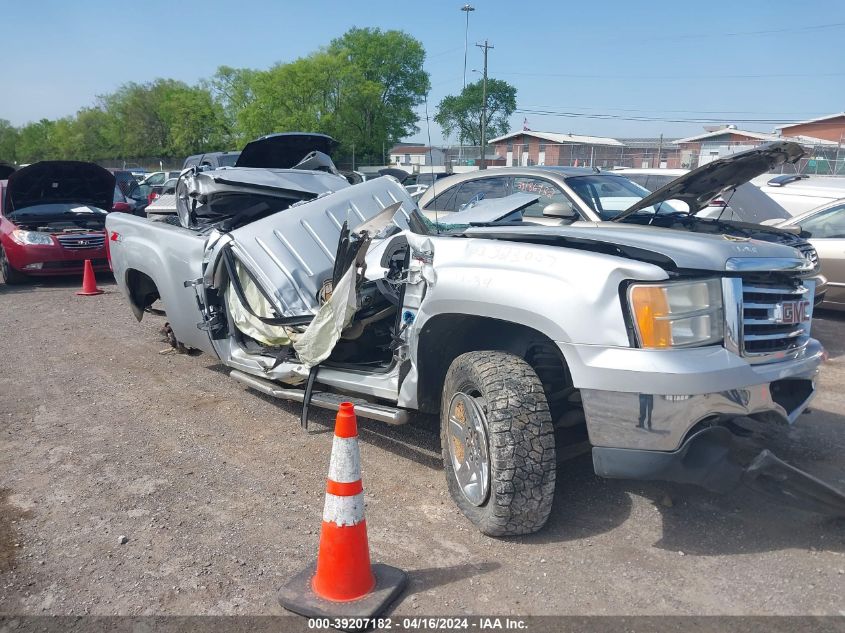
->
[107,137,845,536]
[614,165,827,306]
[1,161,115,283]
[615,167,792,223]
[779,198,845,311]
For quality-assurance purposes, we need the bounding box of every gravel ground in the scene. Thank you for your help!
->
[1,276,844,617]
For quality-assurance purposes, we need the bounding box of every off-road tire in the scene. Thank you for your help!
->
[0,247,27,284]
[440,351,556,536]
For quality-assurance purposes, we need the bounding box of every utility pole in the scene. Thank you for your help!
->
[655,133,663,168]
[476,39,493,170]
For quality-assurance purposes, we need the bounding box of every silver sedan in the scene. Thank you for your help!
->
[780,199,845,311]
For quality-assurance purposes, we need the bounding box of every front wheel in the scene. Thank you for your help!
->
[440,351,556,536]
[0,247,27,284]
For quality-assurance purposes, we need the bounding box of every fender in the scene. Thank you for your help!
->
[106,213,213,353]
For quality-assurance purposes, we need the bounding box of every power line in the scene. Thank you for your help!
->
[515,104,831,117]
[661,20,845,40]
[513,107,793,124]
[497,70,845,80]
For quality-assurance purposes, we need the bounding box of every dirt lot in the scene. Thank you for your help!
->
[1,276,844,617]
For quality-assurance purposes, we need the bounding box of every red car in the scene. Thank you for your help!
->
[0,161,115,283]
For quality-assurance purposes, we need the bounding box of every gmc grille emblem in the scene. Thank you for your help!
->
[773,300,810,325]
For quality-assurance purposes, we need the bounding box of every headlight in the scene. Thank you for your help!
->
[628,279,723,348]
[10,230,55,246]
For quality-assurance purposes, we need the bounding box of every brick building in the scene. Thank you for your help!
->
[488,131,624,168]
[488,131,683,169]
[777,112,845,145]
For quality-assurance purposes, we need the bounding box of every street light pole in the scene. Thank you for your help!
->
[461,4,474,90]
[459,5,474,168]
[476,39,493,170]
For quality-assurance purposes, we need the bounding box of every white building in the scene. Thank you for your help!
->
[389,145,445,169]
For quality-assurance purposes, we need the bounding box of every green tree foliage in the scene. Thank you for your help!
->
[16,119,56,162]
[0,119,20,163]
[434,78,517,146]
[326,27,430,162]
[204,66,259,145]
[5,27,431,166]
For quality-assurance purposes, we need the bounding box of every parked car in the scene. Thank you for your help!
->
[108,169,140,196]
[615,167,792,224]
[182,151,241,170]
[123,181,151,215]
[779,199,845,310]
[417,165,678,220]
[137,177,180,206]
[112,185,135,213]
[614,167,827,306]
[107,137,844,535]
[0,161,114,283]
[755,174,845,216]
[141,170,181,186]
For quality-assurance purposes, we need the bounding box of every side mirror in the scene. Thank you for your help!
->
[542,202,579,220]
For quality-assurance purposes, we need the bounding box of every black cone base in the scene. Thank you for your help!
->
[278,562,408,631]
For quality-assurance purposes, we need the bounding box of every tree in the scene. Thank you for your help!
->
[100,79,228,160]
[327,27,430,162]
[205,66,260,145]
[435,78,517,147]
[0,119,18,163]
[236,52,348,142]
[16,119,57,162]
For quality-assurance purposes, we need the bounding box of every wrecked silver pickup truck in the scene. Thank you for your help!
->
[106,135,845,535]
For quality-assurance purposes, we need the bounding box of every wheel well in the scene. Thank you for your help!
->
[415,314,576,421]
[125,269,161,321]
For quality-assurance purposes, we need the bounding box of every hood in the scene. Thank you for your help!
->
[235,133,339,169]
[0,163,15,180]
[5,161,115,214]
[613,142,804,221]
[464,222,814,273]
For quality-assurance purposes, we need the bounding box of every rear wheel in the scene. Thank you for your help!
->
[0,247,27,284]
[440,351,556,536]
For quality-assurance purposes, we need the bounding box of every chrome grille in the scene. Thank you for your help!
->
[55,233,106,250]
[741,279,812,357]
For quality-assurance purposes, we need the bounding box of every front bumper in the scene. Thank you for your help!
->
[593,426,845,517]
[561,338,823,451]
[4,242,109,276]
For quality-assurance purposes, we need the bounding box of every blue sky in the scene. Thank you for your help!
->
[3,0,845,144]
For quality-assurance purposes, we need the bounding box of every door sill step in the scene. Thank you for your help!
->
[229,369,409,426]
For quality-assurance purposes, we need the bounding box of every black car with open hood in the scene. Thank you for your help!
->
[235,133,339,170]
[4,161,115,215]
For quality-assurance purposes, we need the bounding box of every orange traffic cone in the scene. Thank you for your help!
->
[278,403,407,623]
[76,259,104,296]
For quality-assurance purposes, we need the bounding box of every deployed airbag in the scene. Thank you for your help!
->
[292,264,358,368]
[226,260,292,347]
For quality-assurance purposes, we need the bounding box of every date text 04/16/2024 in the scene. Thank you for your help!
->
[307,617,528,630]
